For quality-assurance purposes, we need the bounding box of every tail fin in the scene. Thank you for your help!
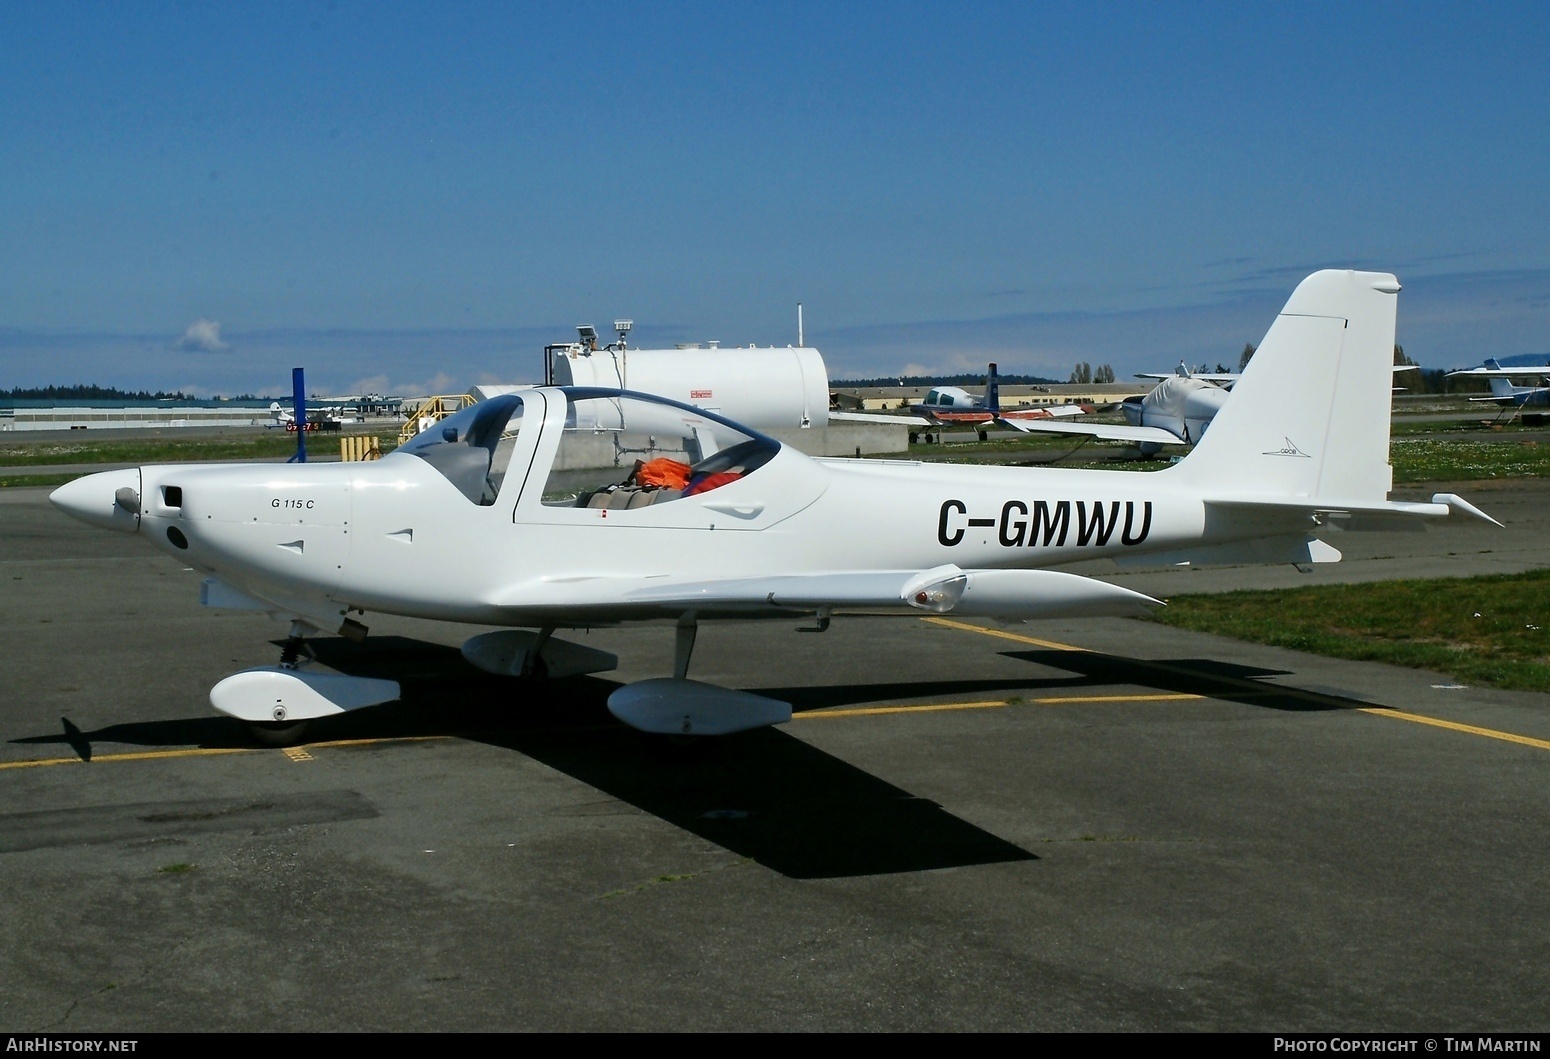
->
[1172,269,1400,502]
[1487,376,1521,400]
[985,363,1000,414]
[1478,359,1521,400]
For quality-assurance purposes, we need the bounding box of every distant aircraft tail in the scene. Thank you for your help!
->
[1171,270,1400,502]
[1478,359,1519,400]
[985,363,1001,414]
[1487,376,1522,400]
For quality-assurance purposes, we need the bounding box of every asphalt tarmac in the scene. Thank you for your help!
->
[1,480,1547,1032]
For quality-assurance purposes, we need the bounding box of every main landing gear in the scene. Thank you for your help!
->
[604,615,792,737]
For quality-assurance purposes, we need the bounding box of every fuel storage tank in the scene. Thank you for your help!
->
[548,344,830,429]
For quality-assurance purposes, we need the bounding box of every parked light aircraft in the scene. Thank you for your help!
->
[1016,361,1421,454]
[268,393,404,429]
[1009,363,1234,452]
[910,363,1091,434]
[50,271,1499,745]
[1446,358,1550,411]
[1136,363,1242,385]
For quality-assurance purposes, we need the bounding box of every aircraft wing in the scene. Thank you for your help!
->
[990,406,1091,431]
[994,419,1186,444]
[1446,367,1550,378]
[490,566,1161,621]
[828,410,932,427]
[1137,372,1240,383]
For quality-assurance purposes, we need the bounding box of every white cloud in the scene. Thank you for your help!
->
[347,374,393,396]
[174,318,230,353]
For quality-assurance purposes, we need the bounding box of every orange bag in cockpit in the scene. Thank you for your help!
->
[634,458,691,490]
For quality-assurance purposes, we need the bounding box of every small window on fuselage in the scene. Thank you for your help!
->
[398,394,525,505]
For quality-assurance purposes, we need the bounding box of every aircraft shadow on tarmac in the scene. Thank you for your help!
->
[997,649,1353,712]
[15,634,1042,880]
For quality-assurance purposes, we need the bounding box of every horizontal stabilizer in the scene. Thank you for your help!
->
[1432,492,1504,527]
[1115,535,1342,568]
[608,679,791,735]
[1204,493,1501,532]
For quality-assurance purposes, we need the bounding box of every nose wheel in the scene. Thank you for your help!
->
[245,717,311,747]
[242,624,317,747]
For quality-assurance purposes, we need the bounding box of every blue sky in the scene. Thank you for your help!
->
[3,2,1548,396]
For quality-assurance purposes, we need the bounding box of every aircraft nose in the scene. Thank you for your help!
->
[49,468,142,533]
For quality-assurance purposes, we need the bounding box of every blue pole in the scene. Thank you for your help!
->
[287,367,308,464]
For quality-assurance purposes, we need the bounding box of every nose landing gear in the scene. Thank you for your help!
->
[246,624,318,746]
[210,621,402,748]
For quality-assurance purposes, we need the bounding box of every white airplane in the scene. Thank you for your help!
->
[1008,363,1234,452]
[1016,361,1420,453]
[1136,363,1242,385]
[268,393,404,429]
[50,270,1499,745]
[1445,358,1550,411]
[268,402,353,430]
[910,363,1091,436]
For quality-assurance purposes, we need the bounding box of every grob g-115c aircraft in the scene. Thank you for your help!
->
[51,270,1499,744]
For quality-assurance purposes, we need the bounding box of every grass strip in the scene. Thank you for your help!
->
[0,474,79,489]
[1390,437,1550,482]
[1148,570,1550,692]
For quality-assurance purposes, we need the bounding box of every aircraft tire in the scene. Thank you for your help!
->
[244,719,311,748]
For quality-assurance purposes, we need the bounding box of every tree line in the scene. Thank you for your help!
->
[4,384,199,401]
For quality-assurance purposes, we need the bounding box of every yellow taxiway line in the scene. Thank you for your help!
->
[0,746,257,770]
[1356,707,1550,752]
[922,616,1550,753]
[794,693,1202,720]
[0,735,448,771]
